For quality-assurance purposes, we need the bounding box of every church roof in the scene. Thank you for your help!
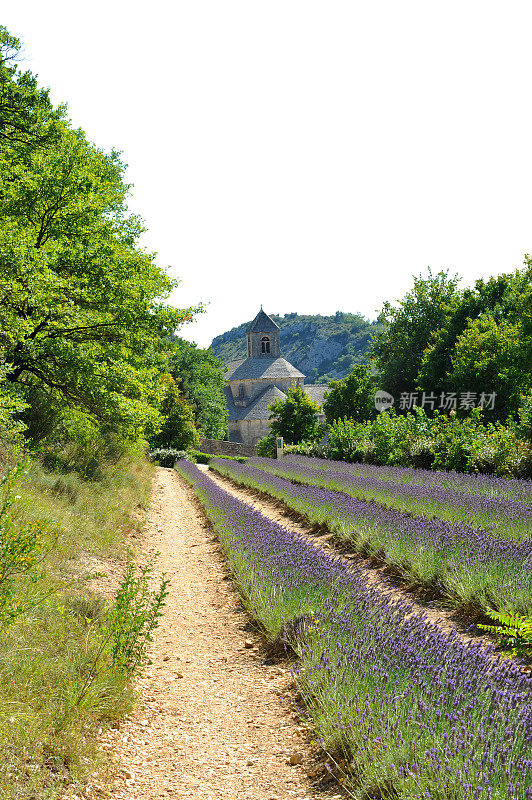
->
[303,384,328,407]
[246,308,280,333]
[225,358,246,376]
[224,384,287,422]
[225,357,304,381]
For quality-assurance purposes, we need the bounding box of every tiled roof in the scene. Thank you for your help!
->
[224,359,246,378]
[226,357,304,381]
[303,384,328,407]
[224,385,287,422]
[246,309,280,333]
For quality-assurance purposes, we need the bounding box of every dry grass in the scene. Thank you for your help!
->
[0,454,153,799]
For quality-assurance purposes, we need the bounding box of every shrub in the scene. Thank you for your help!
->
[255,435,276,458]
[189,449,211,464]
[149,448,189,467]
[33,408,138,480]
[517,391,532,442]
[188,450,247,464]
[284,441,329,458]
[105,560,170,675]
[314,407,532,477]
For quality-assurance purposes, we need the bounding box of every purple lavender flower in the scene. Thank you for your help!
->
[176,460,532,800]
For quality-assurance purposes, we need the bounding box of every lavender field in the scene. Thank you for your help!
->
[249,457,532,540]
[210,457,532,615]
[284,456,532,503]
[176,460,532,800]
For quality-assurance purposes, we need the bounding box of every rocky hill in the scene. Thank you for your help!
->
[210,312,379,383]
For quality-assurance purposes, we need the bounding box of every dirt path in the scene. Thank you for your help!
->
[91,468,339,800]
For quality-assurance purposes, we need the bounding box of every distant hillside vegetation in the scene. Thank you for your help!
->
[210,312,380,383]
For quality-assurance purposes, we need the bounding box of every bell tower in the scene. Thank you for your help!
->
[246,308,281,358]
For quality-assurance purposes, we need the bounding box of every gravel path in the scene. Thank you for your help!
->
[92,467,339,800]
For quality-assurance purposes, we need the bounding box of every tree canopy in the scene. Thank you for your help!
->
[371,269,460,399]
[323,364,377,424]
[0,27,197,462]
[166,338,227,440]
[268,386,321,444]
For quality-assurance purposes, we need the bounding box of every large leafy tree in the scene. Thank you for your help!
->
[448,276,532,421]
[167,339,227,440]
[371,270,460,400]
[417,261,532,420]
[268,386,321,444]
[418,266,531,397]
[0,28,196,445]
[150,374,199,450]
[323,364,377,424]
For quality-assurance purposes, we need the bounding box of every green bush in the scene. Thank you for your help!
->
[149,448,189,467]
[188,450,247,464]
[517,392,532,442]
[105,561,169,676]
[0,465,60,625]
[255,435,276,458]
[189,449,211,464]
[0,453,155,797]
[307,406,532,477]
[284,441,329,458]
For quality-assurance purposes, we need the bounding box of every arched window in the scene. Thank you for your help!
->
[261,336,270,354]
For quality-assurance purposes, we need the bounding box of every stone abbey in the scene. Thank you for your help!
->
[224,309,326,445]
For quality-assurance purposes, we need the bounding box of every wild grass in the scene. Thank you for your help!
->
[0,453,154,799]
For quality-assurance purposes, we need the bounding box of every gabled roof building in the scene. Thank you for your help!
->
[225,309,326,445]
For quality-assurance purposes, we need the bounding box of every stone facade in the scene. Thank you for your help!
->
[224,309,327,446]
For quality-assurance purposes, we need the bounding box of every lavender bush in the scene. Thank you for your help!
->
[285,455,532,504]
[176,460,532,800]
[250,457,532,540]
[211,458,532,615]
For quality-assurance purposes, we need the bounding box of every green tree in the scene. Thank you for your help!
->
[167,339,227,439]
[151,375,199,450]
[323,364,377,424]
[450,314,529,421]
[0,29,197,454]
[418,264,532,402]
[371,269,460,399]
[268,386,321,444]
[0,27,60,150]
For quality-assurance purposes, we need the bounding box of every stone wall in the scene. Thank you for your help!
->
[199,438,256,457]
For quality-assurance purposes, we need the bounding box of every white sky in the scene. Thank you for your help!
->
[3,2,532,347]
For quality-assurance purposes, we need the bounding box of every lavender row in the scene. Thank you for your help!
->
[176,460,532,800]
[251,457,532,540]
[211,458,532,615]
[285,454,532,503]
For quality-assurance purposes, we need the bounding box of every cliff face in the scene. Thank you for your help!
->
[210,312,380,383]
